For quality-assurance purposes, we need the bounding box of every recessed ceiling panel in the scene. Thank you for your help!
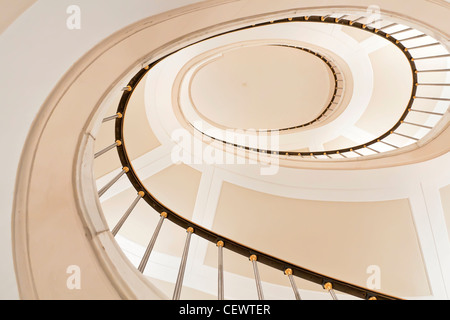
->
[205,181,430,297]
[190,45,334,130]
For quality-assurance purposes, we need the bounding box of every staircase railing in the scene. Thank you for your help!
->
[93,12,450,300]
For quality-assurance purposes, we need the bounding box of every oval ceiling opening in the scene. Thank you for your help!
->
[189,44,335,130]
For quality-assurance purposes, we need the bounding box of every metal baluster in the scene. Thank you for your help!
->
[111,191,144,236]
[94,140,121,159]
[285,268,301,300]
[366,18,383,27]
[409,108,444,116]
[389,27,413,35]
[408,42,440,50]
[137,212,167,273]
[398,34,427,42]
[173,227,194,300]
[415,68,450,73]
[324,282,338,300]
[414,96,450,101]
[412,53,450,60]
[417,83,450,87]
[401,121,433,129]
[334,15,347,23]
[391,131,419,141]
[379,22,397,30]
[98,167,128,197]
[348,16,364,25]
[250,255,264,300]
[365,145,380,153]
[102,112,122,123]
[217,241,225,300]
[379,140,399,149]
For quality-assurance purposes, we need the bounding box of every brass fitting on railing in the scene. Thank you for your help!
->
[217,240,224,247]
[138,191,145,197]
[187,227,194,233]
[249,254,257,262]
[160,211,168,218]
[284,268,293,276]
[323,281,338,300]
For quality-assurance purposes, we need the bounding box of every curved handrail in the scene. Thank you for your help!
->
[113,72,401,299]
[93,12,450,300]
[99,17,414,299]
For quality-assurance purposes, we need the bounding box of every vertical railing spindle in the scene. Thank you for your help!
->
[324,282,338,300]
[285,268,301,300]
[111,191,144,236]
[102,112,122,123]
[217,241,224,300]
[137,212,167,273]
[250,255,264,300]
[98,167,129,198]
[94,140,122,159]
[173,227,194,300]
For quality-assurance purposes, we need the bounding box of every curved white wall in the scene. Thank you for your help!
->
[1,0,449,299]
[1,0,205,300]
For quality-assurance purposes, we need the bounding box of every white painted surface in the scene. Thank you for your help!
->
[1,0,449,300]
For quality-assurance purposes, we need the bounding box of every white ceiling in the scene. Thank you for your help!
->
[190,44,334,130]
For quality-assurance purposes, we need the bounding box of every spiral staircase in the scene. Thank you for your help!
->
[3,0,450,300]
